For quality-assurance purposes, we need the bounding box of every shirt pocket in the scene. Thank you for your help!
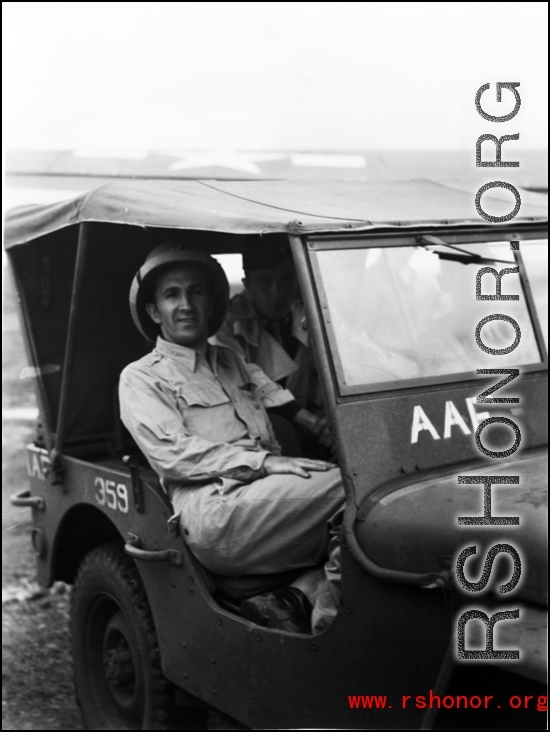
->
[176,382,230,408]
[174,382,233,441]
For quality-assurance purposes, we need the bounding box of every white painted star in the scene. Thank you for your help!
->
[166,150,288,175]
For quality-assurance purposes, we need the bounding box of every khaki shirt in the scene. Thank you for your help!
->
[119,337,294,494]
[211,291,322,410]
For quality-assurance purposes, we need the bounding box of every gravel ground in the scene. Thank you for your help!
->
[3,326,85,730]
[2,559,84,730]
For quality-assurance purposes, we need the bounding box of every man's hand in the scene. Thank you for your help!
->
[311,415,333,450]
[294,409,334,448]
[293,409,336,458]
[263,455,337,479]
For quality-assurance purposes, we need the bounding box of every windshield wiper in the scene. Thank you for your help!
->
[416,235,516,265]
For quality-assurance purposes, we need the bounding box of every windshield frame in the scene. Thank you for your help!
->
[306,226,548,397]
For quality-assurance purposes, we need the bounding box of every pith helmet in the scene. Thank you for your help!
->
[129,243,229,342]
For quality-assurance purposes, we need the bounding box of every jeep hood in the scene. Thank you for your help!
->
[355,451,547,606]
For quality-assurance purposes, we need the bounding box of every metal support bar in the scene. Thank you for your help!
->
[122,455,145,512]
[125,533,183,567]
[514,248,548,363]
[10,489,46,511]
[49,222,90,482]
[419,643,455,730]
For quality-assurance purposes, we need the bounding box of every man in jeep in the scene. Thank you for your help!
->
[212,238,333,456]
[119,243,344,634]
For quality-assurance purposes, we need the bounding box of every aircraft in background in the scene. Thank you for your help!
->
[5,147,548,212]
[3,146,547,318]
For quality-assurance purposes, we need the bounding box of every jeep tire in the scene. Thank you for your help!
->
[70,541,179,730]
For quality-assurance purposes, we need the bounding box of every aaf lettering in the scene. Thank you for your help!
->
[410,398,489,443]
[455,81,524,663]
[27,450,51,481]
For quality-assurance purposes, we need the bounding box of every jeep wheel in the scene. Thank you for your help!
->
[70,541,178,730]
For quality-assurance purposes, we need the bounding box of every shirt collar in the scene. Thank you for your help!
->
[155,336,228,374]
[155,336,199,372]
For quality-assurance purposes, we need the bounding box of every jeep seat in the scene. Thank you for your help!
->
[122,455,315,605]
[205,567,306,602]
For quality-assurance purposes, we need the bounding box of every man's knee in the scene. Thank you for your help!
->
[308,469,345,501]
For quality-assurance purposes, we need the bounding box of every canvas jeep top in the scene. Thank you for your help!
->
[5,179,548,730]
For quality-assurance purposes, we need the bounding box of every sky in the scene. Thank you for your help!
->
[2,1,548,152]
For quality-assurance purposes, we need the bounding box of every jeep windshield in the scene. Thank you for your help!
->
[313,239,547,393]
